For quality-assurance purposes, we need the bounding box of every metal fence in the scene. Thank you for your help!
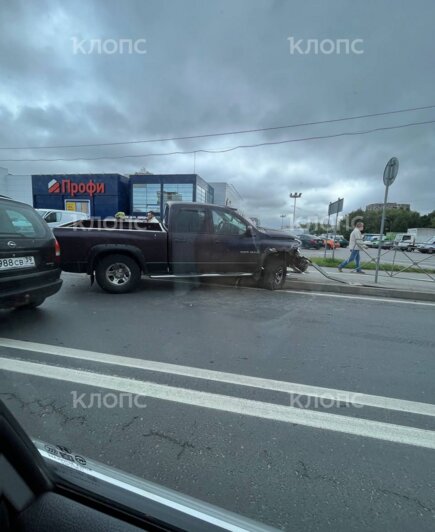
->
[358,247,435,283]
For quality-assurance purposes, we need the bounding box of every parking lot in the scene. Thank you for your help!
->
[1,273,435,530]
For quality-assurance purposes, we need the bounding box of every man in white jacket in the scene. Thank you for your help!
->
[338,222,365,273]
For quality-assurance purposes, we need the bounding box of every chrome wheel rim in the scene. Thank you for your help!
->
[273,267,284,286]
[106,263,131,286]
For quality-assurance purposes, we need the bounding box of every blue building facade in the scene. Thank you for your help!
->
[32,174,129,218]
[130,174,214,217]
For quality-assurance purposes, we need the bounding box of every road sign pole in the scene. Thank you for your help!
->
[324,212,330,258]
[375,157,399,283]
[374,184,389,283]
[332,210,339,260]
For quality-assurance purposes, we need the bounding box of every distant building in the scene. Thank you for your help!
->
[366,202,410,212]
[208,182,242,208]
[130,174,214,217]
[0,167,33,205]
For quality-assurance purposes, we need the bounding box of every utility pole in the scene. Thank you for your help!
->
[280,214,286,229]
[289,192,302,229]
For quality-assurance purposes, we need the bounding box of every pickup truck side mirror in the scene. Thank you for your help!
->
[245,226,254,237]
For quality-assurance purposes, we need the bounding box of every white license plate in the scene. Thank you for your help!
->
[0,256,35,271]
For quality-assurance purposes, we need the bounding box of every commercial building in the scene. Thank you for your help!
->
[208,182,242,207]
[32,174,130,218]
[0,167,33,205]
[1,171,220,219]
[366,202,410,212]
[130,174,214,217]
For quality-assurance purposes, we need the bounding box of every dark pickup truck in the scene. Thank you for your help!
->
[54,202,308,293]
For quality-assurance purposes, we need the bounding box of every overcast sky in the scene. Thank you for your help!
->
[1,0,434,226]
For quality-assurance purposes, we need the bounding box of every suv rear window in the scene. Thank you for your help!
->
[0,201,49,238]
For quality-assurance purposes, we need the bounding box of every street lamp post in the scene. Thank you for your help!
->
[289,192,302,228]
[280,214,286,229]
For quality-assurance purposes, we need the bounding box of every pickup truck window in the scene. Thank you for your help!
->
[211,209,248,236]
[172,207,208,233]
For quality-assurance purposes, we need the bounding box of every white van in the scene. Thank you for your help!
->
[36,209,89,228]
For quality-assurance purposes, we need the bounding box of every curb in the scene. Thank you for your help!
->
[284,278,435,302]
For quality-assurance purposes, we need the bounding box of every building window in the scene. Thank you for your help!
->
[162,183,193,204]
[196,185,207,203]
[132,184,160,213]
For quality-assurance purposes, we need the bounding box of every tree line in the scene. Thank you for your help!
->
[305,208,435,239]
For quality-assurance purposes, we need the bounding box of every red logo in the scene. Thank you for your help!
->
[48,179,60,193]
[47,179,105,197]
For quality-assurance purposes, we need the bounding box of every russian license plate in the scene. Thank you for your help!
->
[0,256,35,271]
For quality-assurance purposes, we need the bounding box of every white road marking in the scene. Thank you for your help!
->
[0,337,434,418]
[1,357,434,450]
[283,290,435,307]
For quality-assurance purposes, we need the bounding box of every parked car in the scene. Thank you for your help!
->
[298,234,323,249]
[416,236,435,253]
[394,228,435,251]
[365,236,393,249]
[36,209,89,228]
[362,234,380,245]
[0,197,63,309]
[54,201,309,293]
[335,237,348,248]
[321,237,339,249]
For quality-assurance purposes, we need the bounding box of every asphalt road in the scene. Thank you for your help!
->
[1,273,435,531]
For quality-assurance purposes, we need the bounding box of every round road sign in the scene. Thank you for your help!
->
[383,157,399,186]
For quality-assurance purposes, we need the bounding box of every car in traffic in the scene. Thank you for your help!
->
[0,196,63,309]
[54,201,309,293]
[298,234,323,249]
[416,236,435,253]
[36,209,89,228]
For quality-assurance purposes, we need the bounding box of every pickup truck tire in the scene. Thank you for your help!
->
[95,254,141,293]
[260,257,286,290]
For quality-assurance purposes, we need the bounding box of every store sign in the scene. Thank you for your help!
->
[47,178,105,197]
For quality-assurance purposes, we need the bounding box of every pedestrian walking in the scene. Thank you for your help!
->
[338,222,365,273]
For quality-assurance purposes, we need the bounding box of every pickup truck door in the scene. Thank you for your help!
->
[169,206,215,274]
[209,208,260,273]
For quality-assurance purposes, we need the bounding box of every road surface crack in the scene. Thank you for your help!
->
[378,488,434,513]
[142,429,195,459]
[1,393,86,426]
[121,415,140,431]
[294,460,339,485]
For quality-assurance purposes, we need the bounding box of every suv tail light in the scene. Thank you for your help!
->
[54,239,61,263]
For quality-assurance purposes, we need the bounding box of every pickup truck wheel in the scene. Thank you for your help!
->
[96,254,141,293]
[260,258,286,290]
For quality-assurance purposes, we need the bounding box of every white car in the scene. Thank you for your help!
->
[36,209,89,228]
[416,237,435,254]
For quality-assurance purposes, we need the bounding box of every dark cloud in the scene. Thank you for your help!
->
[0,0,434,227]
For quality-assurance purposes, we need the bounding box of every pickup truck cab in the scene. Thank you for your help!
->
[54,202,308,293]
